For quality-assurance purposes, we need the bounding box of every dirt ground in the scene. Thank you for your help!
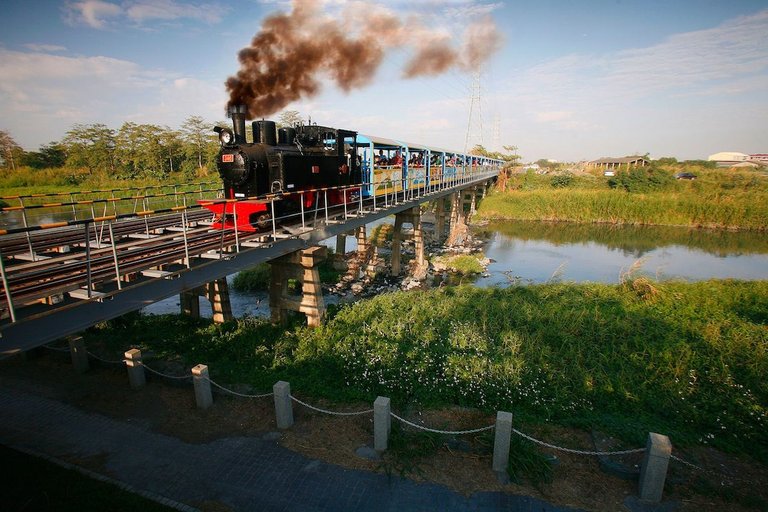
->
[1,350,766,512]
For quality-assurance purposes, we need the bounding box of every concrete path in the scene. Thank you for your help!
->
[0,386,581,512]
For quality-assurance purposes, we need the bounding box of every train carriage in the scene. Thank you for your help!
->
[202,106,505,231]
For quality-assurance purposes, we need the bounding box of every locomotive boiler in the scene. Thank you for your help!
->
[203,105,361,231]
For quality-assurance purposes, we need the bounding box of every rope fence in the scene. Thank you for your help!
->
[142,363,192,381]
[38,339,748,505]
[290,394,373,416]
[390,412,495,435]
[85,350,125,365]
[512,428,645,457]
[208,378,273,399]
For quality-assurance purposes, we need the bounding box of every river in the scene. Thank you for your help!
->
[143,219,768,318]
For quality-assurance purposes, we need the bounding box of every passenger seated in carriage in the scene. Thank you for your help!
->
[374,149,388,167]
[389,150,402,166]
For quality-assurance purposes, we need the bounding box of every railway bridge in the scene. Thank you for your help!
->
[0,172,496,355]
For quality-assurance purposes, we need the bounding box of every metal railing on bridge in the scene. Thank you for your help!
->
[0,167,498,333]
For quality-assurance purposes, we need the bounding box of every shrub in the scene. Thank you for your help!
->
[550,172,574,188]
[232,263,271,292]
[608,165,674,193]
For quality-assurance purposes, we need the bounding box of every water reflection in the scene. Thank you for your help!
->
[477,221,768,285]
[144,219,768,318]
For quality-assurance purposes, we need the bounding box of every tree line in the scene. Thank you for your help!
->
[0,116,226,181]
[1,112,521,184]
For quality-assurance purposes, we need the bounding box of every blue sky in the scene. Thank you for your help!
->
[1,0,766,162]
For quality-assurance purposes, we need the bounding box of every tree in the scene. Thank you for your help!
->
[115,122,168,178]
[277,110,302,128]
[21,142,66,169]
[501,145,521,166]
[158,126,183,175]
[181,115,211,170]
[0,129,23,172]
[61,124,116,174]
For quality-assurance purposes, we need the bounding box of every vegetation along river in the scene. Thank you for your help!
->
[143,219,768,318]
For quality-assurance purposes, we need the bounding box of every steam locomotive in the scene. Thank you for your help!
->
[202,105,362,231]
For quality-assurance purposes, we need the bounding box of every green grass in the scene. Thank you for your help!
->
[232,252,341,293]
[0,166,213,200]
[86,279,768,464]
[431,253,486,275]
[1,444,176,512]
[232,263,271,292]
[481,168,768,230]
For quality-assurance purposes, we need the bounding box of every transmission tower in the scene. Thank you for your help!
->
[492,113,500,153]
[464,72,484,154]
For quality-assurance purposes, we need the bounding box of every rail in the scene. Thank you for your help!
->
[0,166,499,328]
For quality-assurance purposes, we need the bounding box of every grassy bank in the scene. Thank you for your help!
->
[88,279,768,462]
[478,168,768,230]
[0,166,212,199]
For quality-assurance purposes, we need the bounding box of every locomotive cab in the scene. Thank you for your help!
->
[202,106,361,231]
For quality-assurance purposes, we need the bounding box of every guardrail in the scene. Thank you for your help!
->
[0,168,498,324]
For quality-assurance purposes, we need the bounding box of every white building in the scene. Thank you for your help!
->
[708,151,749,163]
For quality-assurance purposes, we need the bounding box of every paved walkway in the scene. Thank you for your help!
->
[0,386,581,512]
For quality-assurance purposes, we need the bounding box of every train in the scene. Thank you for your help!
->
[202,105,503,231]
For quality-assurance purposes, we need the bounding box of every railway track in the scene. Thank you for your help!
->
[0,209,213,258]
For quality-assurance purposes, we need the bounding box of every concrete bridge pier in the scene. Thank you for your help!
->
[434,198,447,242]
[333,233,348,271]
[355,225,369,256]
[449,192,463,232]
[179,278,233,323]
[268,246,326,327]
[390,207,425,277]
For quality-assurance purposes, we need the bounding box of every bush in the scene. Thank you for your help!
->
[608,165,675,193]
[550,172,574,188]
[232,263,271,292]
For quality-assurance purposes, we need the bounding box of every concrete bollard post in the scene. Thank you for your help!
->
[492,411,514,473]
[638,432,672,503]
[273,381,294,429]
[373,396,391,452]
[68,336,90,374]
[124,349,145,389]
[191,364,213,409]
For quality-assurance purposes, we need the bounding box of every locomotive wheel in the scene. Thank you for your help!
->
[250,212,271,230]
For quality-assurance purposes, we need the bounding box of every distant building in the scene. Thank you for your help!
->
[749,154,768,165]
[707,151,750,167]
[588,156,650,170]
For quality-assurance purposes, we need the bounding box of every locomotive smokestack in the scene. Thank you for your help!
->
[228,104,247,143]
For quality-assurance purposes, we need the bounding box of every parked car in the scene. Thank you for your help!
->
[675,172,697,180]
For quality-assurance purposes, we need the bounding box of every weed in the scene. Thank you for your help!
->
[379,421,442,479]
[506,435,554,490]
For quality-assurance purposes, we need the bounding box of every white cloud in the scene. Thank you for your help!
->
[492,8,768,160]
[65,0,123,29]
[22,44,68,53]
[0,48,226,148]
[125,0,226,24]
[535,111,572,123]
[517,8,768,108]
[443,2,503,19]
[64,0,227,29]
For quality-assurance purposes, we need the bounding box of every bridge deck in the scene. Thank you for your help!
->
[0,174,495,354]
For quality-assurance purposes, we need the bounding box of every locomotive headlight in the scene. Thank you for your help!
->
[219,129,234,146]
